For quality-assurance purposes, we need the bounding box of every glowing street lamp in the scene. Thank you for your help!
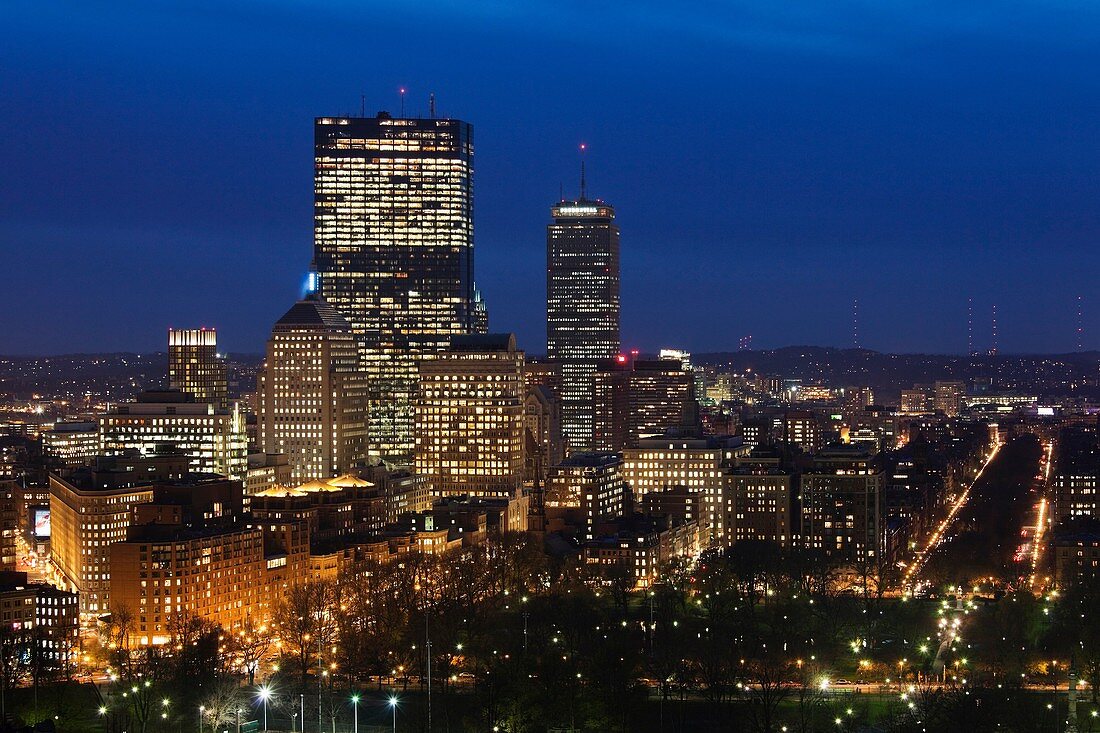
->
[199,705,205,733]
[389,696,399,733]
[257,685,272,731]
[351,694,360,733]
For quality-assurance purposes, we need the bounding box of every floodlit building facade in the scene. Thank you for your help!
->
[49,470,155,615]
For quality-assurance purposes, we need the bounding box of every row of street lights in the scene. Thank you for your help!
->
[188,688,399,733]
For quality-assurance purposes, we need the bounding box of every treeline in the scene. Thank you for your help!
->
[84,529,1100,732]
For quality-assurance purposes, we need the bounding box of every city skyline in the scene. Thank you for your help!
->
[6,2,1100,356]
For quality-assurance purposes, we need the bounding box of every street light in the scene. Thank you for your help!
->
[199,705,205,733]
[257,685,272,732]
[389,696,399,733]
[350,694,360,733]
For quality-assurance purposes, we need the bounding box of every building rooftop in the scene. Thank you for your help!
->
[557,452,621,469]
[136,389,193,404]
[449,333,516,352]
[274,295,352,331]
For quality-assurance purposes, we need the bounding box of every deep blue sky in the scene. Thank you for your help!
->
[4,1,1100,356]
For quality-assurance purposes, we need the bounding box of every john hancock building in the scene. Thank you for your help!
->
[313,112,476,462]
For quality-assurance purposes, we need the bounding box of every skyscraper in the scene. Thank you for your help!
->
[313,112,476,462]
[168,328,228,410]
[593,358,698,451]
[256,296,370,485]
[415,334,525,499]
[546,178,620,453]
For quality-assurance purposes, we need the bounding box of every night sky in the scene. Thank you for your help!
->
[4,1,1100,356]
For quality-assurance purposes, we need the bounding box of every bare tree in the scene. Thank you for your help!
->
[272,580,339,686]
[228,615,273,685]
[201,677,246,731]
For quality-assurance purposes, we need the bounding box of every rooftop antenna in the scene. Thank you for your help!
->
[360,93,366,117]
[1077,295,1084,352]
[967,297,974,356]
[399,86,407,117]
[579,142,587,199]
[559,181,564,202]
[429,92,436,119]
[990,303,998,356]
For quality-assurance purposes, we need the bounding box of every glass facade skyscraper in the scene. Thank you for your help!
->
[313,113,476,462]
[546,196,620,452]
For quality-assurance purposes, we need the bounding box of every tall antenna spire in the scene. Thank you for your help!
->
[990,304,998,356]
[429,92,436,119]
[1077,295,1084,352]
[967,297,974,356]
[399,86,407,117]
[579,143,587,200]
[360,93,366,117]
[852,298,859,349]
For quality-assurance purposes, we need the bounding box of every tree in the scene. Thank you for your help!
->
[200,677,246,731]
[227,615,273,686]
[1051,581,1100,701]
[272,580,339,686]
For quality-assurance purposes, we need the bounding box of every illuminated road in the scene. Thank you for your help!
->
[1027,440,1054,590]
[902,441,1003,592]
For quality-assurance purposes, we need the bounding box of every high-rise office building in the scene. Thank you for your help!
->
[0,575,79,667]
[99,391,248,481]
[415,334,525,499]
[784,410,821,453]
[472,287,489,334]
[620,436,727,501]
[934,380,967,417]
[546,185,620,453]
[313,113,476,462]
[42,422,99,467]
[257,296,370,486]
[168,328,228,410]
[524,385,563,484]
[708,457,793,549]
[545,452,626,540]
[800,446,883,562]
[49,459,162,615]
[593,359,697,452]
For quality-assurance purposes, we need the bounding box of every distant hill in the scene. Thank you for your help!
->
[0,352,264,402]
[694,346,1100,400]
